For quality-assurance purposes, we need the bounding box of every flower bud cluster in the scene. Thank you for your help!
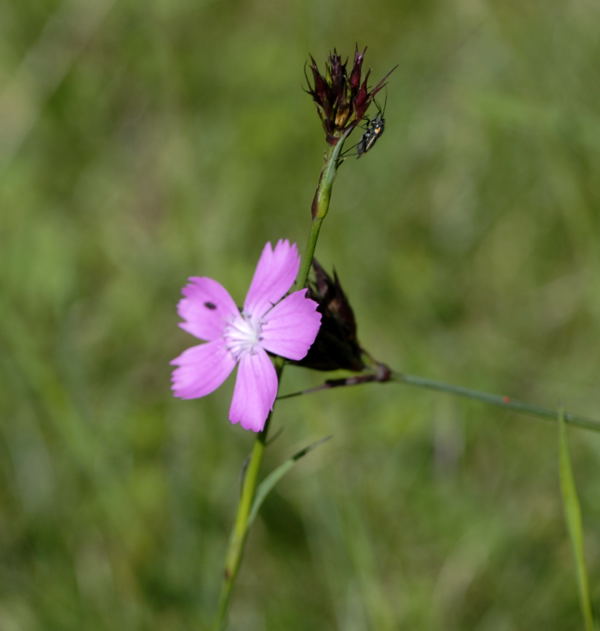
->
[305,45,394,145]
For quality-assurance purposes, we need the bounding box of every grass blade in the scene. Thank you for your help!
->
[558,410,595,631]
[247,435,332,528]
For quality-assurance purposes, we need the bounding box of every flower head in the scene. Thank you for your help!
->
[305,45,396,145]
[171,240,321,432]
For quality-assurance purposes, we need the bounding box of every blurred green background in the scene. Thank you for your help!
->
[2,0,599,629]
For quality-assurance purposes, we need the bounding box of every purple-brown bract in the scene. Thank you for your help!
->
[171,240,321,432]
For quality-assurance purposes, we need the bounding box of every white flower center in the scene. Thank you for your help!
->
[224,312,263,360]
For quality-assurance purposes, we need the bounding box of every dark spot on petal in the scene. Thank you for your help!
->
[204,301,217,310]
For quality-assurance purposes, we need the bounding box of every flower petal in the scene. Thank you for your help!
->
[260,289,321,360]
[243,240,300,317]
[171,340,236,399]
[177,277,239,341]
[228,349,277,432]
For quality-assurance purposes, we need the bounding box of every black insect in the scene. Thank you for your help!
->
[341,96,387,160]
[204,301,217,310]
[356,106,385,157]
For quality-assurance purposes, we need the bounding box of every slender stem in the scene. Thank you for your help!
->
[277,368,600,433]
[298,216,325,289]
[213,133,350,630]
[213,357,283,630]
[391,371,600,433]
[214,426,267,629]
[297,130,352,288]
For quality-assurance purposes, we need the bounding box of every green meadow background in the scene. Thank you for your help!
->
[2,1,599,629]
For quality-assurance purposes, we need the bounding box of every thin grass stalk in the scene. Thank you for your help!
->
[558,411,595,631]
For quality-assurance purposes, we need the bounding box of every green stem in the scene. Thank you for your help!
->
[213,356,284,630]
[298,215,325,289]
[213,133,349,630]
[298,130,352,288]
[391,371,600,432]
[278,369,600,433]
[214,427,267,629]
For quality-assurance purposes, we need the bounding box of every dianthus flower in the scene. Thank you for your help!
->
[171,240,321,432]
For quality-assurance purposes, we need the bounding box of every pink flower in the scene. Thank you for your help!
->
[171,240,321,432]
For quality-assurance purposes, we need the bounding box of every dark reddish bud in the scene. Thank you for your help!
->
[308,57,330,105]
[349,46,365,90]
[353,74,370,120]
[291,260,365,372]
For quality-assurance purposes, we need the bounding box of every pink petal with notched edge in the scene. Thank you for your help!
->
[261,289,321,360]
[228,348,278,432]
[243,240,300,317]
[171,339,236,399]
[177,277,239,341]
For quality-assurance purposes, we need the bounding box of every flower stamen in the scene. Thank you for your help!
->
[224,313,264,359]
